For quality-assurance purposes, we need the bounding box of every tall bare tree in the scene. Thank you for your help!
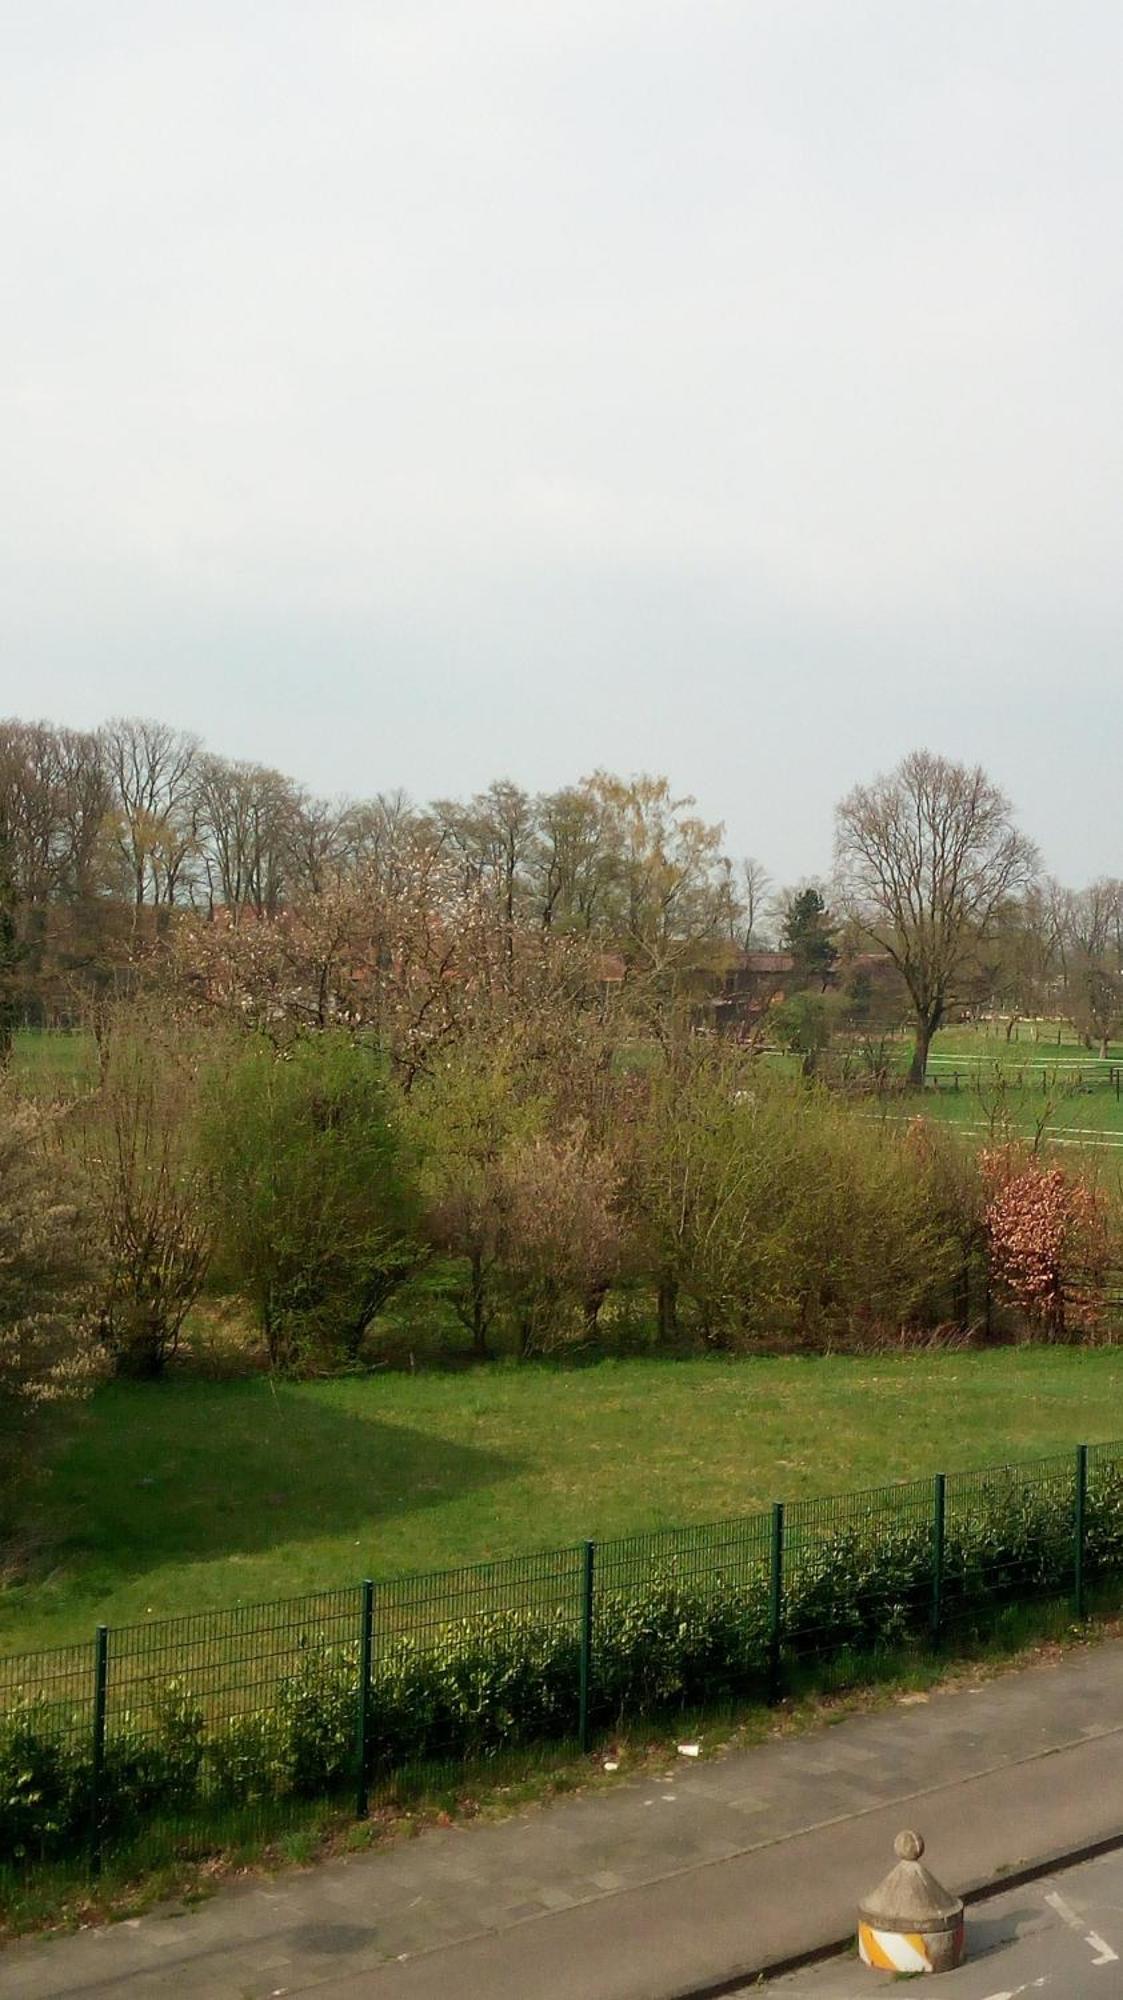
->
[102,717,199,907]
[195,755,297,915]
[835,751,1037,1084]
[733,856,772,948]
[1065,879,1123,1056]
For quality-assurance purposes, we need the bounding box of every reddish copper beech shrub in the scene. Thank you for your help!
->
[981,1147,1110,1340]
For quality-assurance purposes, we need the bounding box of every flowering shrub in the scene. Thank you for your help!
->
[982,1148,1110,1339]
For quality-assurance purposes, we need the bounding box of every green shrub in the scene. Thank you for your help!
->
[279,1648,357,1797]
[205,1708,288,1808]
[0,1699,87,1863]
[200,1033,420,1369]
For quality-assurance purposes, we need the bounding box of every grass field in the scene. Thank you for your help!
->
[5,1349,1123,1658]
[4,1023,1123,1664]
[901,1022,1123,1153]
[8,1027,97,1096]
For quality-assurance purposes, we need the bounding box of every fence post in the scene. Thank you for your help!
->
[768,1502,785,1704]
[578,1540,595,1753]
[355,1579,375,1819]
[1074,1446,1088,1622]
[89,1624,109,1878]
[930,1474,946,1644]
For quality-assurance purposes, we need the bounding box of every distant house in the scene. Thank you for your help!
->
[710,949,795,1033]
[710,946,907,1036]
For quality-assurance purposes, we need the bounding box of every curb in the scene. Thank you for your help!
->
[664,1826,1123,1999]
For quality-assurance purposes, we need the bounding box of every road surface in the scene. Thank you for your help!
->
[758,1846,1123,1998]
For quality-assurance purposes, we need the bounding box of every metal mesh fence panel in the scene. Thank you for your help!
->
[784,1476,934,1679]
[592,1513,773,1722]
[0,1639,96,1872]
[1085,1441,1123,1587]
[369,1545,586,1800]
[5,1439,1123,1887]
[942,1451,1076,1636]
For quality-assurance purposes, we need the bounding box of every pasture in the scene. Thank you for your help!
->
[909,1021,1123,1153]
[6,1348,1123,1657]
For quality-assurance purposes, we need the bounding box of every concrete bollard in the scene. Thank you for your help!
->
[858,1830,966,1974]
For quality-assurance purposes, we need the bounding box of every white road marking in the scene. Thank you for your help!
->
[1043,1898,1121,1965]
[979,1979,1048,1998]
[1044,1890,1083,1929]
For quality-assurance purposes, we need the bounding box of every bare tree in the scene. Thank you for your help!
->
[338,790,424,897]
[835,751,1037,1085]
[1065,880,1123,1056]
[735,857,772,948]
[102,718,199,907]
[195,756,297,915]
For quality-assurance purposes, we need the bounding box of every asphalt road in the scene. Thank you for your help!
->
[756,1847,1123,1998]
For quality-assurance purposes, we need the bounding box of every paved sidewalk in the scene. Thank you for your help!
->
[6,1641,1123,2000]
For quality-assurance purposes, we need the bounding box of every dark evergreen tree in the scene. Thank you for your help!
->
[782,887,837,988]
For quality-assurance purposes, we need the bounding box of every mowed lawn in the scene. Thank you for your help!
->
[6,1350,1123,1657]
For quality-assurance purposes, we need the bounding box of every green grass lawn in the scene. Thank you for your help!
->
[858,1021,1123,1150]
[7,1350,1123,1658]
[931,1021,1123,1062]
[8,1027,96,1097]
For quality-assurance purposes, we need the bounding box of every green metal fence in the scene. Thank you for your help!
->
[4,1438,1123,1886]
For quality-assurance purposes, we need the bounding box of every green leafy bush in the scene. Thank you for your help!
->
[0,1698,88,1864]
[200,1033,420,1369]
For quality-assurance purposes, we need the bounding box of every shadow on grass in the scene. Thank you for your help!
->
[29,1381,521,1580]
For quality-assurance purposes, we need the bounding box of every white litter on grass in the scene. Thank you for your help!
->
[677,1742,701,1756]
[603,1760,619,1772]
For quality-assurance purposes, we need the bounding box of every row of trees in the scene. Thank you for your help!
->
[3,998,1114,1417]
[0,714,765,943]
[1,720,1120,1081]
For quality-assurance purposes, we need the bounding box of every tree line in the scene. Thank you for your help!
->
[2,718,1121,1080]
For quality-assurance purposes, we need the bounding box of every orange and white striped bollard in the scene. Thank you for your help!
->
[858,1830,965,1975]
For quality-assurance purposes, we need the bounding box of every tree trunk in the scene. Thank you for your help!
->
[469,1249,489,1358]
[583,1281,608,1341]
[657,1275,679,1343]
[953,1261,970,1332]
[1101,1034,1110,1061]
[908,1017,936,1087]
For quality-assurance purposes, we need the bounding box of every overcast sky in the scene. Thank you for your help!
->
[2,0,1121,885]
